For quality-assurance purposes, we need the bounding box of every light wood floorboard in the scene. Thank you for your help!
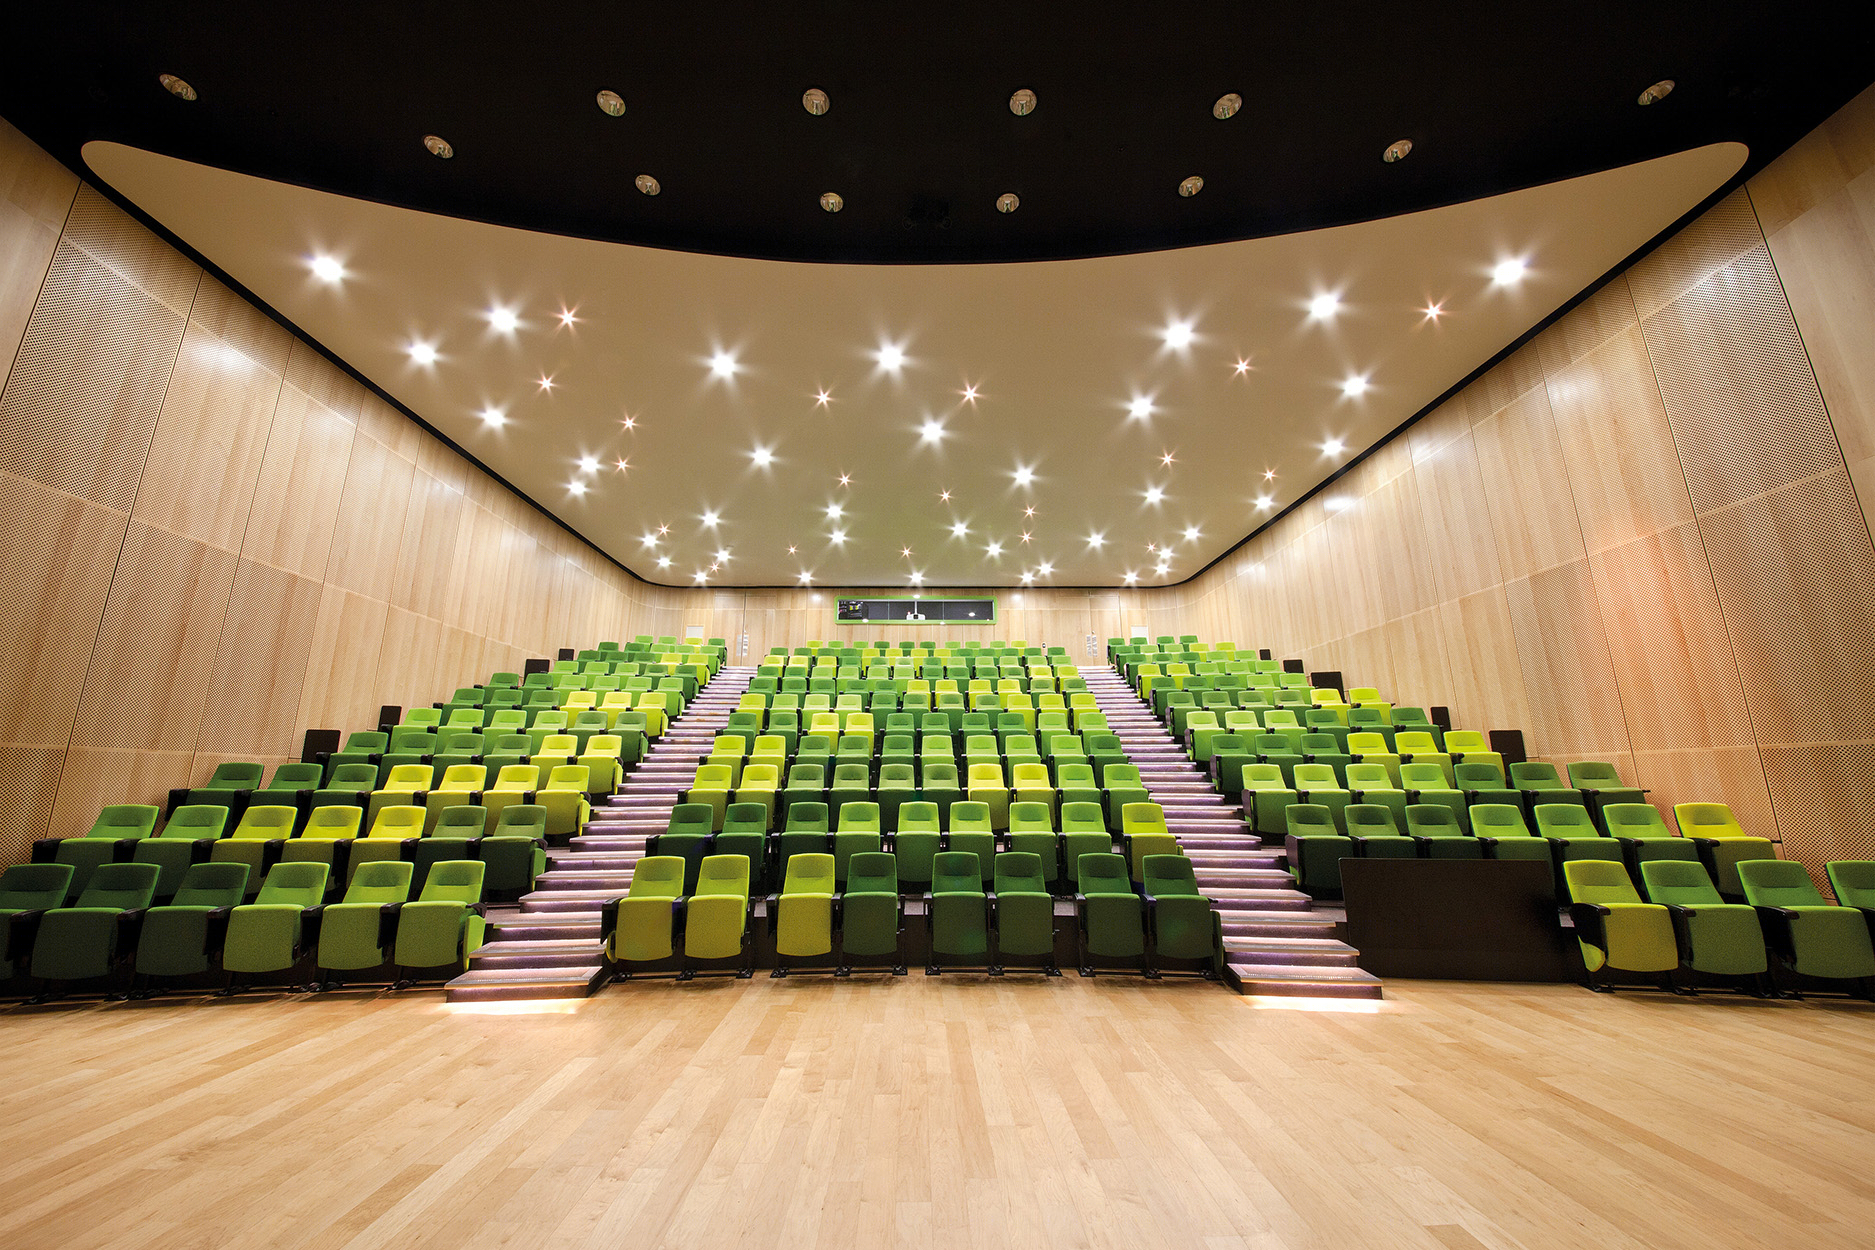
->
[1,979,1872,1249]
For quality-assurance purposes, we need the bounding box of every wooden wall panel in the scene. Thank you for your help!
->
[1471,387,1586,581]
[0,117,77,396]
[241,384,355,577]
[294,585,389,744]
[0,745,66,866]
[47,748,193,846]
[131,322,282,551]
[1504,561,1631,760]
[195,560,323,758]
[323,434,414,601]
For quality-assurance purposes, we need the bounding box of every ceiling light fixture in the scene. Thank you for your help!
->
[875,342,906,372]
[701,510,720,527]
[1013,465,1034,487]
[657,524,669,536]
[1234,357,1252,375]
[1637,79,1675,106]
[751,446,774,467]
[1423,301,1444,321]
[1213,92,1242,120]
[577,456,599,474]
[1037,561,1053,576]
[1264,468,1277,481]
[1144,486,1164,505]
[657,556,672,569]
[488,307,518,334]
[407,341,438,366]
[997,193,1020,213]
[479,406,505,427]
[1088,533,1105,549]
[939,490,951,502]
[830,529,847,545]
[709,350,738,379]
[951,522,968,538]
[920,419,946,443]
[1322,437,1345,457]
[309,255,344,283]
[620,414,636,431]
[567,480,587,496]
[825,503,844,520]
[1341,375,1369,398]
[1020,531,1032,544]
[799,571,813,584]
[158,73,198,101]
[537,374,555,391]
[423,134,454,158]
[1307,293,1341,320]
[1179,175,1204,197]
[820,192,844,213]
[694,571,708,584]
[1020,571,1035,584]
[901,546,912,558]
[910,571,923,585]
[715,549,731,563]
[1183,526,1201,542]
[788,545,797,554]
[961,383,979,403]
[642,532,659,547]
[1162,319,1195,350]
[1127,395,1155,420]
[1009,88,1036,116]
[635,174,660,196]
[838,473,851,486]
[1255,494,1274,511]
[558,307,578,328]
[1491,258,1528,285]
[1023,506,1036,518]
[1383,138,1413,163]
[986,541,1002,557]
[803,87,830,115]
[1160,451,1176,466]
[596,89,626,116]
[1123,571,1138,585]
[815,389,832,407]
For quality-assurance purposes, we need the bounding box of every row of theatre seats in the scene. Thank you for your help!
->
[0,636,728,998]
[1128,637,1875,996]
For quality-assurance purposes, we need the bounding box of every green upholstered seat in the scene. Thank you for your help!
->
[927,850,989,970]
[1639,860,1769,983]
[945,802,996,885]
[391,859,485,979]
[992,851,1057,972]
[1352,802,1422,859]
[1673,803,1776,896]
[27,861,160,986]
[891,802,942,893]
[1563,859,1678,986]
[1284,803,1350,896]
[1738,859,1875,987]
[131,804,227,897]
[606,855,685,966]
[49,804,159,900]
[1075,852,1145,974]
[772,852,836,969]
[1141,854,1223,977]
[681,855,752,976]
[315,860,414,981]
[839,851,904,973]
[481,804,548,896]
[1602,802,1699,871]
[0,864,75,978]
[1006,802,1059,883]
[131,862,249,982]
[222,862,330,978]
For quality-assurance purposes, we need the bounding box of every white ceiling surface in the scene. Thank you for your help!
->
[87,141,1744,588]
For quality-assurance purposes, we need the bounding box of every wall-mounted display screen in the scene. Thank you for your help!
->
[835,596,996,624]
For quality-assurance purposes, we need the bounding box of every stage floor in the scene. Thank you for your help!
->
[2,976,1871,1249]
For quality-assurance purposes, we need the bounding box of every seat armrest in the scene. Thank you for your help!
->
[113,907,150,958]
[30,838,60,863]
[4,909,48,960]
[1567,902,1612,954]
[300,905,326,950]
[599,896,625,936]
[376,902,405,948]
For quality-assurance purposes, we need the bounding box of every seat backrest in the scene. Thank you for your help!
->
[931,851,983,894]
[1284,803,1335,835]
[781,852,836,895]
[343,731,389,752]
[667,804,715,838]
[1403,804,1459,837]
[693,763,733,789]
[994,851,1049,894]
[949,802,993,833]
[164,804,230,837]
[1060,802,1106,833]
[1509,761,1566,789]
[1105,763,1141,785]
[626,855,686,899]
[837,802,881,832]
[1567,760,1624,787]
[1346,804,1400,835]
[545,766,590,791]
[1535,803,1596,836]
[1562,859,1641,905]
[967,762,1004,786]
[1292,763,1340,789]
[1012,762,1050,786]
[253,861,329,907]
[845,851,898,895]
[1453,762,1504,788]
[0,863,75,909]
[1639,860,1723,906]
[1120,802,1167,834]
[89,804,160,838]
[1468,803,1530,836]
[233,805,297,837]
[739,764,780,789]
[267,762,324,789]
[1346,732,1389,754]
[203,761,265,790]
[382,764,433,790]
[1077,852,1132,895]
[169,861,250,906]
[694,854,748,900]
[1674,802,1746,839]
[832,763,870,785]
[1141,854,1201,897]
[369,805,427,837]
[343,859,415,903]
[494,804,548,837]
[1827,861,1875,909]
[418,859,486,903]
[1400,763,1452,790]
[1008,802,1053,832]
[1737,860,1826,908]
[73,864,159,909]
[785,802,830,833]
[1602,803,1671,837]
[435,805,489,836]
[1343,763,1393,789]
[304,806,362,839]
[896,801,941,833]
[1241,764,1286,789]
[492,765,540,790]
[437,764,487,791]
[1444,730,1488,752]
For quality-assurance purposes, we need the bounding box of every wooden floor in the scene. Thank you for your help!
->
[2,978,1873,1250]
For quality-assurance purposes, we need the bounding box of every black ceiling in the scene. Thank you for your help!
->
[6,3,1875,264]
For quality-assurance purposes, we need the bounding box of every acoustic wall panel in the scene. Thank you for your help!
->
[0,118,77,397]
[323,433,414,601]
[294,585,389,745]
[195,559,322,758]
[391,469,467,621]
[282,337,363,423]
[0,243,186,511]
[1470,386,1587,581]
[1626,190,1764,321]
[241,384,355,578]
[0,745,65,865]
[47,747,192,844]
[0,474,128,745]
[1504,560,1631,760]
[59,185,199,316]
[1759,742,1875,878]
[187,277,292,376]
[67,521,237,754]
[1534,275,1638,378]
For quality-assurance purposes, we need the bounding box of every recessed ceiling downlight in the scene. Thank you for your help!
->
[635,174,660,196]
[1179,175,1204,197]
[1009,88,1037,116]
[1638,79,1675,106]
[158,74,198,101]
[997,193,1020,213]
[596,90,625,116]
[423,134,454,159]
[820,191,844,213]
[1213,93,1242,120]
[803,88,830,115]
[1383,139,1413,163]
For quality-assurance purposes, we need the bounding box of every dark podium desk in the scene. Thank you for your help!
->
[1340,859,1577,981]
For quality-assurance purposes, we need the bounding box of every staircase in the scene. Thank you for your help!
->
[1079,666,1382,999]
[443,665,756,1002]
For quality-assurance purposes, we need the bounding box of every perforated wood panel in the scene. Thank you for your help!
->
[323,433,415,599]
[1760,742,1875,874]
[187,277,292,376]
[0,242,186,511]
[0,745,64,862]
[1504,560,1631,758]
[1643,245,1844,515]
[293,585,390,742]
[1627,190,1764,320]
[46,746,192,840]
[392,470,467,619]
[67,521,237,753]
[282,338,363,423]
[1696,468,1875,746]
[1535,276,1639,377]
[195,560,322,757]
[0,474,128,744]
[0,119,77,398]
[59,185,200,315]
[241,384,355,577]
[1471,386,1588,581]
